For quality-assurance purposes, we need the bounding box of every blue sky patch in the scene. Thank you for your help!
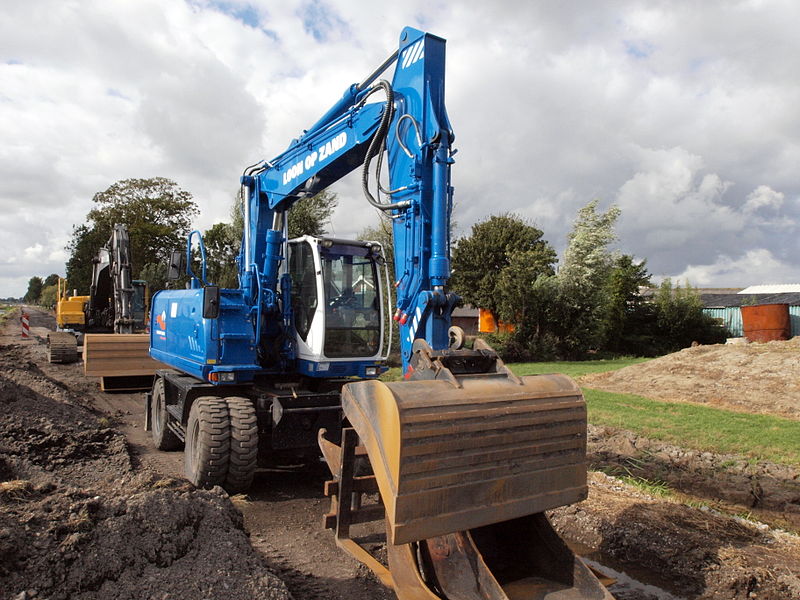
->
[298,0,349,42]
[623,39,653,59]
[207,1,260,28]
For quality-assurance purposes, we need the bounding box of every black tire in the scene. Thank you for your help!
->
[185,396,230,488]
[224,396,259,493]
[151,377,182,450]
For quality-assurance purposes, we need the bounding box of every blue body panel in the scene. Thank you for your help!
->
[296,359,386,379]
[149,287,260,384]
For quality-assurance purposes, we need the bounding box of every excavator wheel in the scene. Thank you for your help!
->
[47,332,78,364]
[151,377,182,451]
[224,396,259,493]
[185,396,230,489]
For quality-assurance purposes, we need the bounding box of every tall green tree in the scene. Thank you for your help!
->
[66,178,198,294]
[24,276,43,303]
[451,214,557,320]
[552,200,621,356]
[39,284,58,308]
[204,221,240,288]
[65,224,107,295]
[287,190,338,238]
[601,255,653,354]
[43,274,60,287]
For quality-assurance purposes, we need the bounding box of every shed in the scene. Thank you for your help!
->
[700,290,800,337]
[451,305,479,335]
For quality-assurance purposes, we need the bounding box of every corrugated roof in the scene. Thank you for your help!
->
[701,292,800,307]
[452,305,479,318]
[739,284,800,294]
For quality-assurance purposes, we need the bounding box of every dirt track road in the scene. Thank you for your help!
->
[16,306,393,600]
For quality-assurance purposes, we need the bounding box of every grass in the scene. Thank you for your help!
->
[380,355,646,382]
[614,474,671,497]
[508,357,649,378]
[0,305,18,326]
[585,388,800,465]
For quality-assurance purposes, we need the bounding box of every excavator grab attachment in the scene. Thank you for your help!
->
[320,341,613,599]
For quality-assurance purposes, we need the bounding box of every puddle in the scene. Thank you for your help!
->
[567,540,687,600]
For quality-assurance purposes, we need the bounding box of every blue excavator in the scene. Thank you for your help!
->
[146,26,613,600]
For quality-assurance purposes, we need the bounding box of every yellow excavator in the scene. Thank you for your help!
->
[146,27,613,599]
[48,278,90,363]
[48,224,149,365]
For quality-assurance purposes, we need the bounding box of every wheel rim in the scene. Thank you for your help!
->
[190,419,201,472]
[153,382,164,436]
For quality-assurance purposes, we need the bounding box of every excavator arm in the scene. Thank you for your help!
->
[85,223,138,334]
[239,28,456,369]
[266,27,614,599]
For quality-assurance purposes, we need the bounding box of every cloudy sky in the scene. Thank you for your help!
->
[2,0,799,297]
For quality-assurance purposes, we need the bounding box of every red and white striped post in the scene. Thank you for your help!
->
[21,312,30,339]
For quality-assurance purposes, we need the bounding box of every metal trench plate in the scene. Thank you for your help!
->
[340,373,589,546]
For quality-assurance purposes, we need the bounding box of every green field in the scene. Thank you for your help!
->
[507,357,649,378]
[586,388,799,465]
[381,355,800,465]
[380,356,644,382]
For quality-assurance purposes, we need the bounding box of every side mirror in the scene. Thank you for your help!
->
[167,250,185,280]
[203,286,220,319]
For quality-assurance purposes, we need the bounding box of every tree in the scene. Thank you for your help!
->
[139,262,169,295]
[451,214,557,320]
[553,200,621,356]
[653,279,727,352]
[43,273,60,287]
[24,276,43,303]
[66,178,199,294]
[39,284,58,308]
[287,190,338,238]
[204,221,240,288]
[65,224,107,295]
[601,255,653,354]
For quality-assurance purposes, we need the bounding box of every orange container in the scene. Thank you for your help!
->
[740,303,790,342]
[478,308,516,334]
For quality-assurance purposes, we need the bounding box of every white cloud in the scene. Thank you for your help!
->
[1,0,800,295]
[674,249,800,287]
[743,185,784,213]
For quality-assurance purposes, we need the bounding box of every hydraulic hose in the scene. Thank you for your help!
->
[361,81,410,211]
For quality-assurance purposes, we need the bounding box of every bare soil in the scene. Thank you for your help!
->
[580,339,800,419]
[0,311,291,600]
[2,308,800,600]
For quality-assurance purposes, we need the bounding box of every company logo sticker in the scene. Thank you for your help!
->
[155,310,167,338]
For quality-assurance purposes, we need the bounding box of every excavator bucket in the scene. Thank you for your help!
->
[342,373,587,545]
[320,341,613,599]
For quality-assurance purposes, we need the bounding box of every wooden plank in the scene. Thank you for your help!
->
[84,333,168,377]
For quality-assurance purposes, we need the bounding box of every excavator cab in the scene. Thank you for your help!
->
[288,236,390,378]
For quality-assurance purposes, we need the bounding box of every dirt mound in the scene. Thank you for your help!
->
[1,478,290,600]
[580,338,800,419]
[0,342,291,600]
[552,472,800,600]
